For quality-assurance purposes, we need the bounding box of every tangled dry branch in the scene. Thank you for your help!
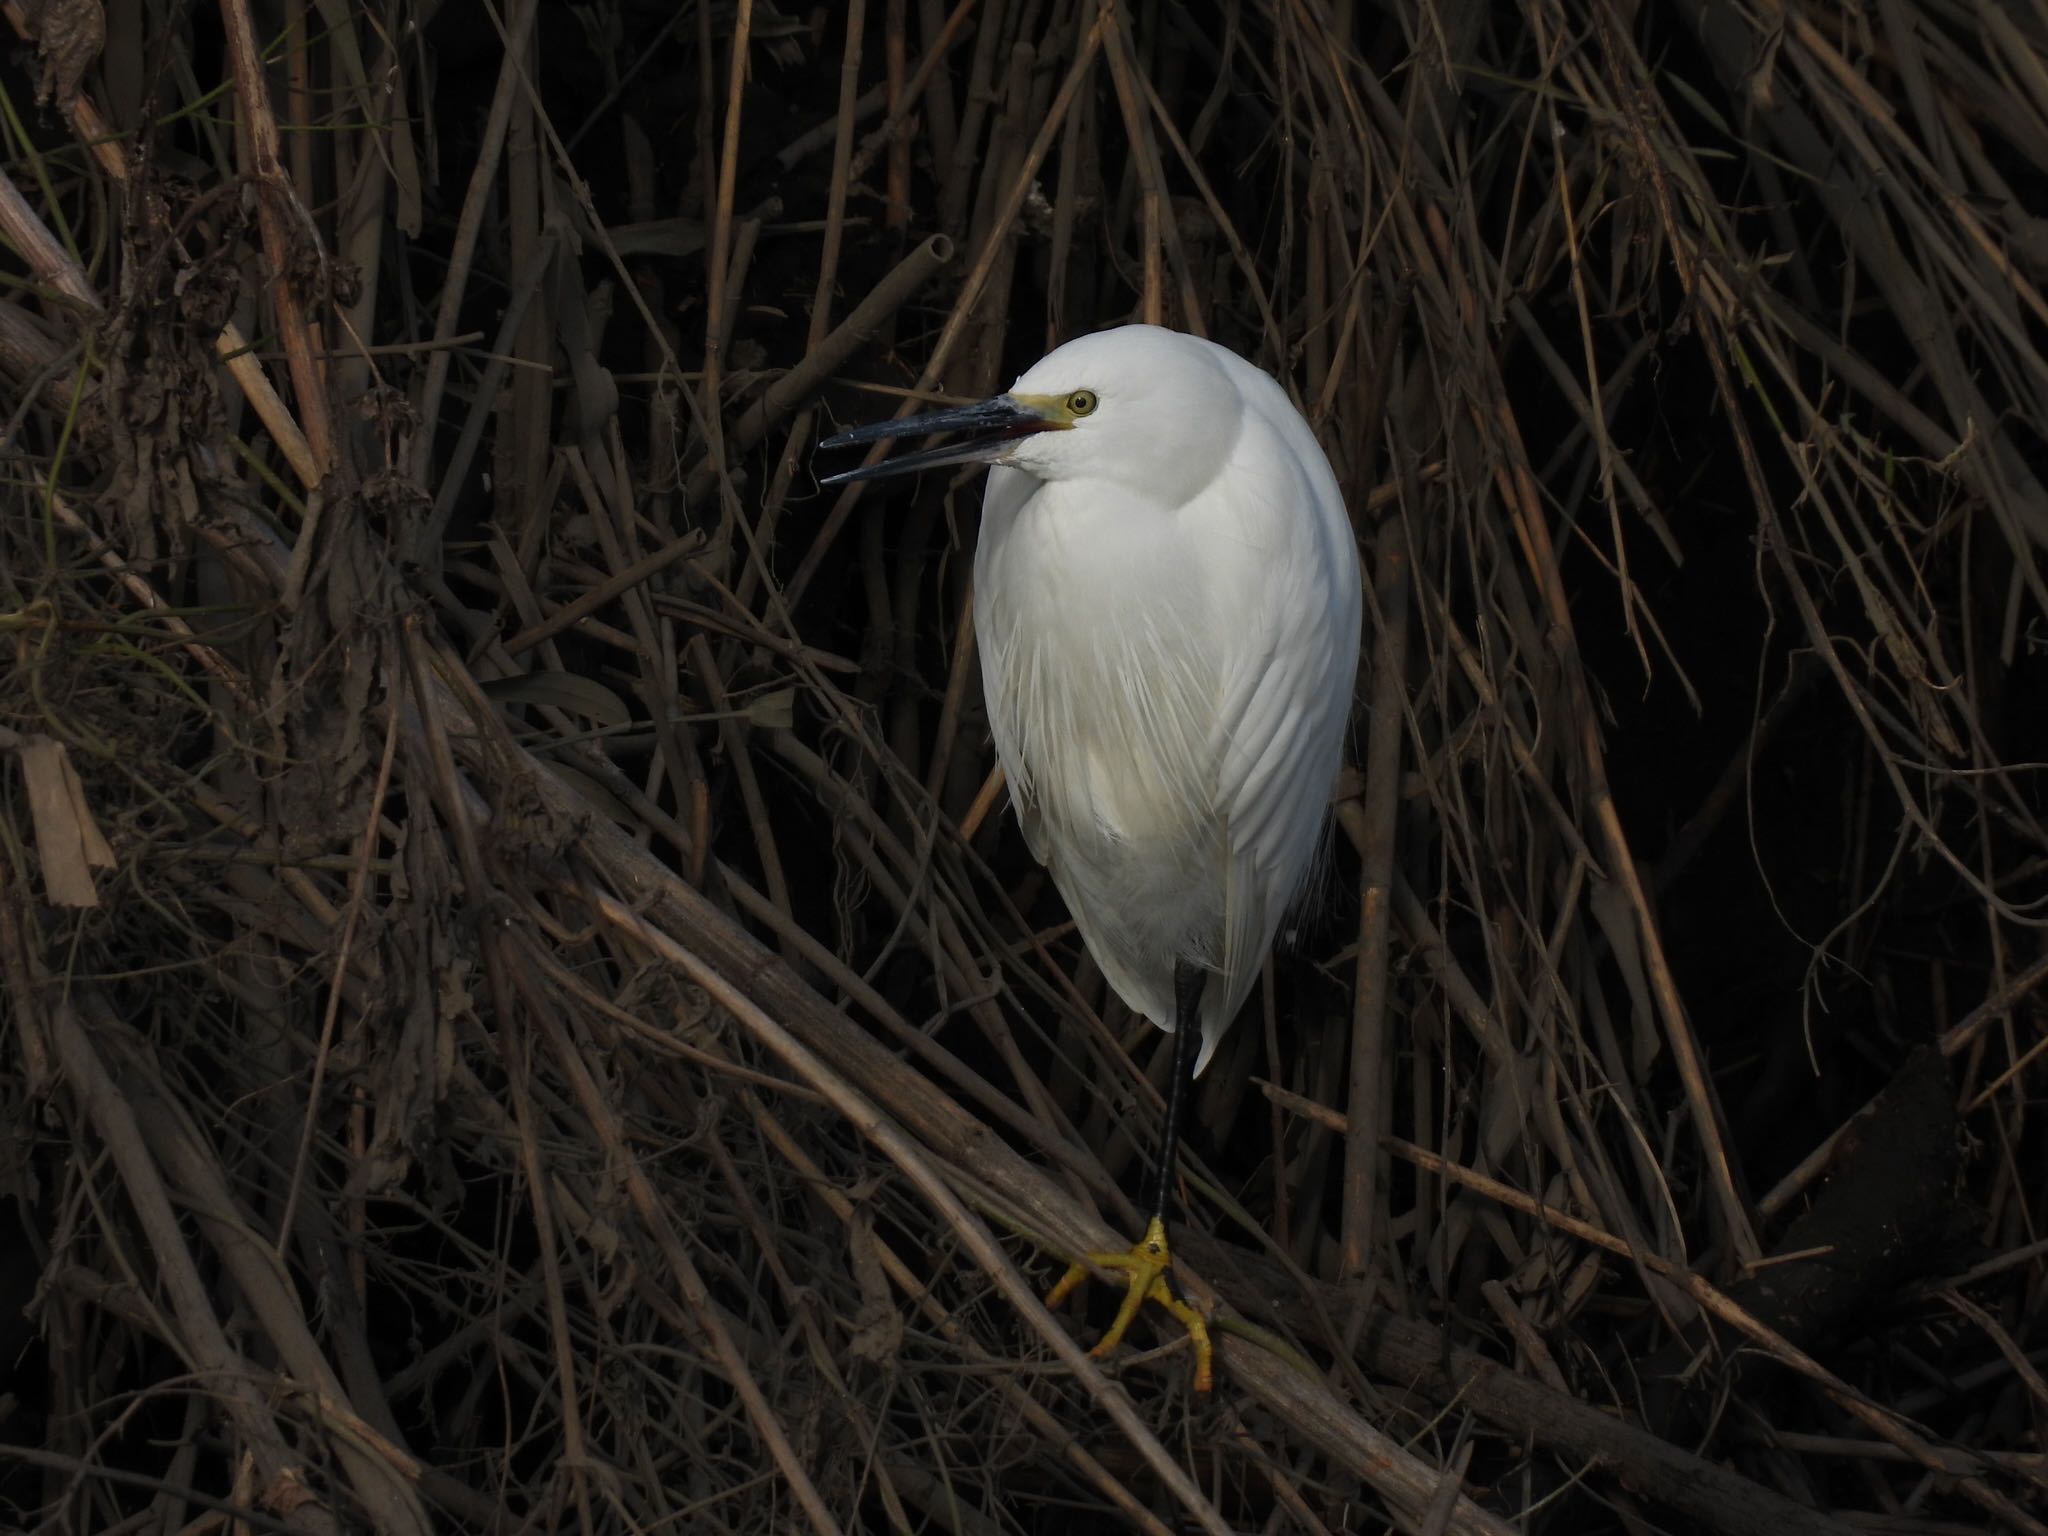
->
[1,2,2044,1533]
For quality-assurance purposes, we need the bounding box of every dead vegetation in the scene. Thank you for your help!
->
[1,1,2044,1532]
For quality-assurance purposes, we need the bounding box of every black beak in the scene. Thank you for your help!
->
[818,395,1058,486]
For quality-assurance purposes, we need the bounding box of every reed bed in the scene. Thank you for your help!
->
[1,2,2043,1532]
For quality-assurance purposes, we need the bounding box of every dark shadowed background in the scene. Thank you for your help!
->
[1,2,2043,1533]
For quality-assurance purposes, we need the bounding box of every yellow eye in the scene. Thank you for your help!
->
[1066,389,1099,417]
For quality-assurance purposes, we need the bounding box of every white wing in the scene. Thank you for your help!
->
[1201,393,1360,1061]
[1207,565,1357,1050]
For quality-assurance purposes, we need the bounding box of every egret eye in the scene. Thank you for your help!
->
[1066,389,1099,417]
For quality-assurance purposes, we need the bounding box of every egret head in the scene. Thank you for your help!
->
[820,324,1242,507]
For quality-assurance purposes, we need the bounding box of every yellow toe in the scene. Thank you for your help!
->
[1044,1216,1214,1392]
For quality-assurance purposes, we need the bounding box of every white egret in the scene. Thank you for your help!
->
[822,324,1362,1391]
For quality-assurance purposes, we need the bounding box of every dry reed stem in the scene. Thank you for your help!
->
[3,4,2044,1533]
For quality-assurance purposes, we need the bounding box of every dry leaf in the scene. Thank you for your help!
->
[15,733,115,907]
[22,0,106,116]
[845,1209,903,1365]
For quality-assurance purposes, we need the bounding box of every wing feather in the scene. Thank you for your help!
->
[1202,412,1361,1062]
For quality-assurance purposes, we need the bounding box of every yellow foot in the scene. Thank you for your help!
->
[1045,1215,1213,1392]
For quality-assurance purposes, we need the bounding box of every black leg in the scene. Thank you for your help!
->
[1043,956,1218,1391]
[1146,959,1208,1224]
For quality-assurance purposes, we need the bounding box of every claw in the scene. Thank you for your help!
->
[1046,1215,1213,1392]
